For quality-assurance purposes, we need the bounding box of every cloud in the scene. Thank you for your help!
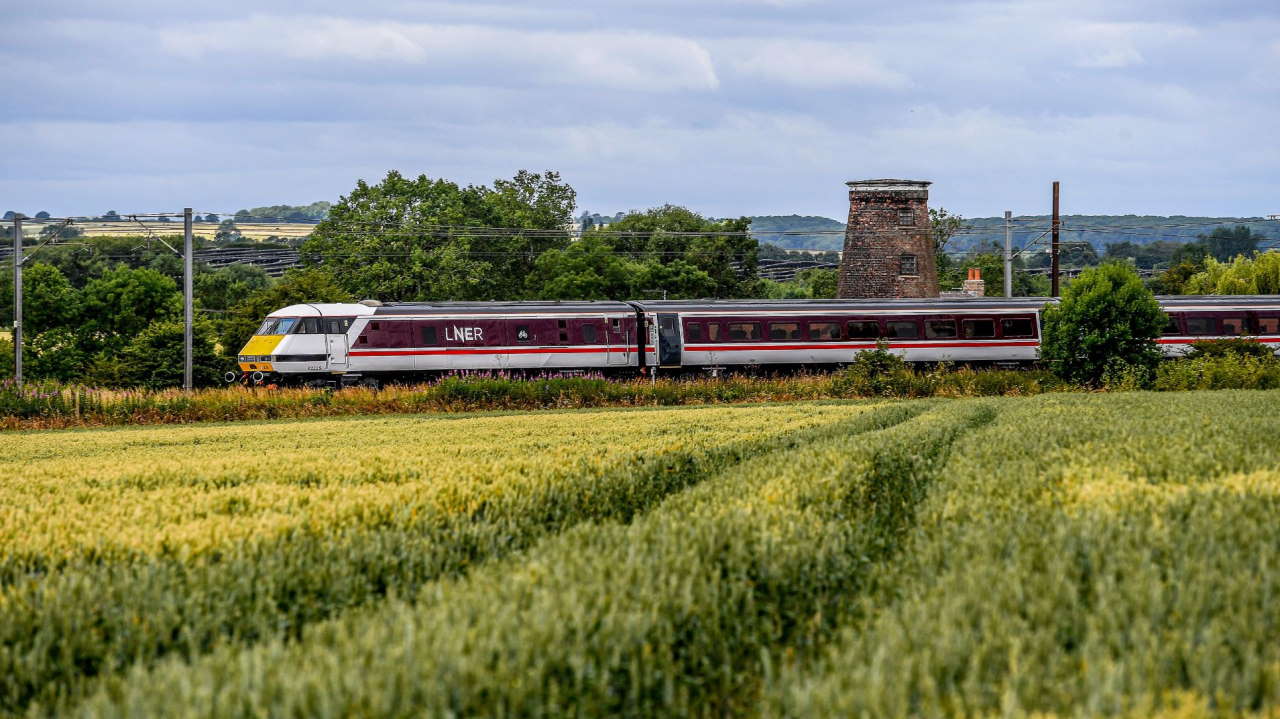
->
[159,16,719,92]
[721,40,908,88]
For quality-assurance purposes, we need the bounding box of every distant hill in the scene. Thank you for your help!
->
[749,215,846,251]
[749,214,1280,253]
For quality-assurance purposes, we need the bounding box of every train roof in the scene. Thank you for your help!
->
[268,296,1280,318]
[630,296,1280,312]
[371,300,636,316]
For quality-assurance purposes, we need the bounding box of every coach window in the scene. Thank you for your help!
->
[727,322,761,341]
[809,322,841,341]
[420,326,439,346]
[925,320,957,339]
[558,319,569,344]
[1258,316,1280,335]
[885,321,918,339]
[962,319,996,339]
[848,321,879,339]
[899,254,918,276]
[1161,314,1180,336]
[769,322,802,340]
[685,323,703,342]
[582,324,598,344]
[515,325,533,342]
[324,318,349,334]
[1221,316,1248,335]
[1001,318,1035,337]
[1185,316,1215,335]
[707,323,722,341]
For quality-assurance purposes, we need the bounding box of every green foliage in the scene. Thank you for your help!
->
[598,205,757,298]
[1154,353,1280,390]
[25,329,87,383]
[1041,262,1164,385]
[21,263,79,335]
[111,320,229,389]
[234,202,331,222]
[929,207,964,255]
[1182,251,1280,295]
[937,251,1049,296]
[194,264,271,313]
[77,266,181,354]
[304,169,576,301]
[219,268,353,355]
[1185,337,1276,359]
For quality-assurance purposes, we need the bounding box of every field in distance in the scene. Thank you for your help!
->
[3,393,1279,717]
[68,221,315,240]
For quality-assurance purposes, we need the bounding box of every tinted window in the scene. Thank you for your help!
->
[809,322,841,340]
[885,321,918,339]
[1185,316,1215,335]
[848,321,879,339]
[962,319,996,339]
[1002,318,1035,337]
[1161,314,1180,336]
[369,321,380,331]
[324,318,352,334]
[660,317,677,332]
[769,322,802,340]
[708,323,722,341]
[1258,316,1280,335]
[727,322,761,341]
[1221,317,1248,335]
[582,324,598,343]
[925,320,957,339]
[685,323,703,341]
[296,317,322,334]
[420,326,438,345]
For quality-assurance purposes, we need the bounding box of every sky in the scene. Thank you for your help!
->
[3,0,1278,221]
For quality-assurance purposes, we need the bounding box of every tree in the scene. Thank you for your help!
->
[219,268,353,356]
[26,329,87,382]
[304,169,576,301]
[598,205,756,298]
[1201,225,1260,262]
[78,266,181,353]
[525,234,634,300]
[195,264,271,313]
[1040,262,1164,386]
[930,207,964,255]
[1182,252,1280,295]
[22,263,80,335]
[101,210,121,222]
[116,320,229,389]
[34,211,50,219]
[214,219,242,243]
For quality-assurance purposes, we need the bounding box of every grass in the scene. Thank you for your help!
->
[3,391,1278,717]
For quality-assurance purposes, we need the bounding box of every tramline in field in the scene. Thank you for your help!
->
[233,296,1280,386]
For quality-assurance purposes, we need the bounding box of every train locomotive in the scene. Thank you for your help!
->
[234,296,1280,386]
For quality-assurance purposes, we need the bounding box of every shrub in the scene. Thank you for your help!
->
[1154,353,1280,391]
[1184,337,1276,360]
[1040,262,1165,386]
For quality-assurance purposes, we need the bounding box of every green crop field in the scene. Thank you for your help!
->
[2,393,1278,717]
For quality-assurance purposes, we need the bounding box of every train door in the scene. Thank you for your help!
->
[656,313,681,367]
[326,318,349,371]
[605,315,628,365]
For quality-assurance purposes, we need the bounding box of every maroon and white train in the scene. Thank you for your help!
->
[235,296,1280,386]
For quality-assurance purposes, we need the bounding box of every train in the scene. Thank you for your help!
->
[233,296,1280,387]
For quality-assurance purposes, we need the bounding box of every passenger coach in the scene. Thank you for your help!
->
[234,296,1280,386]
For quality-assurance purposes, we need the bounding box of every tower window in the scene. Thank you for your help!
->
[899,254,918,276]
[897,208,915,225]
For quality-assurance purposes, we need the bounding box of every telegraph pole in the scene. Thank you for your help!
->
[183,208,194,390]
[1050,181,1061,297]
[11,216,21,386]
[1003,210,1013,298]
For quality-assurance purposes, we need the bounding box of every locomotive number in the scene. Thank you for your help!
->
[445,326,484,342]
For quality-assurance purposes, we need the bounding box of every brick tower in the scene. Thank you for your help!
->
[836,179,937,298]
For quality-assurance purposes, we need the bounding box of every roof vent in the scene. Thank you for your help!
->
[358,299,383,307]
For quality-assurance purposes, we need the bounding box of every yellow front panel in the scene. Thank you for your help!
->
[238,335,283,371]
